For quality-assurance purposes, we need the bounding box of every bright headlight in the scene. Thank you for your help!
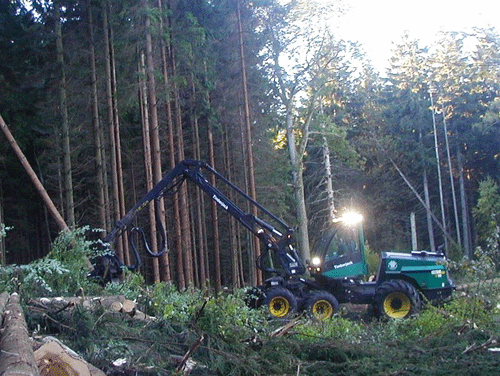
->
[334,211,363,226]
[311,256,322,266]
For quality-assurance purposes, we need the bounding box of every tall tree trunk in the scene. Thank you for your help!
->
[223,124,240,288]
[457,146,472,257]
[430,92,448,251]
[87,0,106,233]
[145,0,167,282]
[103,1,124,264]
[419,119,435,252]
[236,0,261,285]
[322,136,335,223]
[163,0,186,288]
[191,79,207,288]
[55,2,75,228]
[208,122,221,292]
[286,109,310,261]
[109,10,130,266]
[423,169,436,252]
[169,4,194,287]
[101,1,131,266]
[139,52,158,282]
[158,0,176,283]
[443,112,461,247]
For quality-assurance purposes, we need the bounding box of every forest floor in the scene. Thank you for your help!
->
[20,288,500,376]
[1,229,499,375]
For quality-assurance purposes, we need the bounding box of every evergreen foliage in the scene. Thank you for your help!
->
[0,228,498,374]
[1,0,500,291]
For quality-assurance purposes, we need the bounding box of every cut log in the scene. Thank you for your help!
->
[121,299,136,314]
[0,293,40,376]
[34,337,105,376]
[28,296,154,321]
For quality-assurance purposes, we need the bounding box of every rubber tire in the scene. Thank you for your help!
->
[306,291,339,320]
[262,287,297,318]
[374,280,422,319]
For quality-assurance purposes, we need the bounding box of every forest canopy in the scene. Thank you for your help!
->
[1,0,500,291]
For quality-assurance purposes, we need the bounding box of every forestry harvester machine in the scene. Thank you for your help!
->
[93,160,454,320]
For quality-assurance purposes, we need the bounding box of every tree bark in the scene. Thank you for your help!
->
[87,0,106,233]
[442,112,461,247]
[0,293,40,376]
[109,7,130,266]
[322,136,335,223]
[169,3,194,287]
[145,0,167,282]
[139,51,160,282]
[430,92,448,251]
[0,115,68,232]
[208,123,221,292]
[157,0,173,283]
[55,2,75,229]
[103,1,124,264]
[457,147,472,257]
[286,109,310,261]
[236,0,261,285]
[423,169,436,252]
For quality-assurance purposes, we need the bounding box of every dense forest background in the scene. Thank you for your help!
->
[1,0,499,291]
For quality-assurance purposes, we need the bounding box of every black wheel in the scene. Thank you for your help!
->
[262,287,297,318]
[374,280,422,319]
[306,291,339,320]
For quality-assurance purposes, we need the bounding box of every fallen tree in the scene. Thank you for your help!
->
[0,292,40,376]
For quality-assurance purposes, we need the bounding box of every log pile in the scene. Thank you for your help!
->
[27,295,154,321]
[0,293,152,376]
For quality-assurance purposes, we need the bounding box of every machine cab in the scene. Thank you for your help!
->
[309,212,368,280]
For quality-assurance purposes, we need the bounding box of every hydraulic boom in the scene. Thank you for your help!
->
[92,160,305,283]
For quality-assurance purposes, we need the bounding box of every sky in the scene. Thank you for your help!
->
[333,0,500,72]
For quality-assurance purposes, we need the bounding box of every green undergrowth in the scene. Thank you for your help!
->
[2,228,500,374]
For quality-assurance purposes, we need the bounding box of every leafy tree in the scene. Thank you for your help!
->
[473,177,500,253]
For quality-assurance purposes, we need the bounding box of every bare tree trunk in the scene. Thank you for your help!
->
[169,6,193,287]
[208,123,221,292]
[145,1,167,282]
[87,0,106,233]
[457,147,472,257]
[158,0,176,283]
[236,0,261,285]
[443,112,461,247]
[322,136,335,223]
[192,80,207,288]
[109,13,130,266]
[103,1,124,264]
[430,92,448,251]
[418,120,435,252]
[224,125,240,288]
[286,109,310,261]
[0,115,68,232]
[139,52,159,282]
[423,169,436,252]
[55,1,75,228]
